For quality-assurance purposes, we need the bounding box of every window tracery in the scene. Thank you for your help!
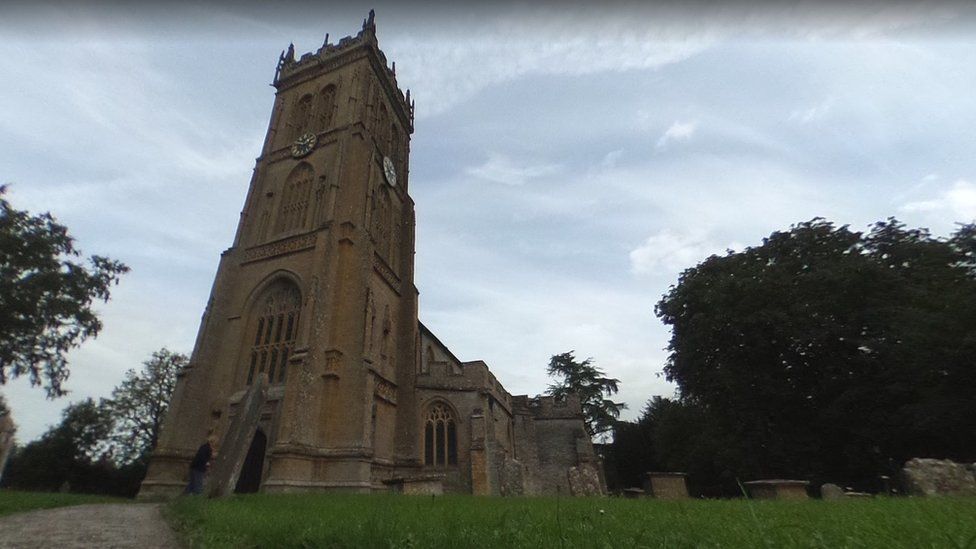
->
[289,94,314,140]
[423,402,457,466]
[275,163,314,235]
[317,85,337,132]
[246,280,302,386]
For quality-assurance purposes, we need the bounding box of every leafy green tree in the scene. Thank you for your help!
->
[546,351,626,438]
[654,218,976,487]
[103,348,185,464]
[0,185,129,396]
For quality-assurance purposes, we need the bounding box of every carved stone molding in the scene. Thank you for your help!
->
[373,253,401,295]
[243,233,317,263]
[323,349,343,378]
[374,376,398,405]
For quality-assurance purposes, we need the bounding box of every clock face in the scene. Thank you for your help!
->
[290,132,317,158]
[383,156,397,187]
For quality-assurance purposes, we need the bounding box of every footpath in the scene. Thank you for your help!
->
[0,503,179,549]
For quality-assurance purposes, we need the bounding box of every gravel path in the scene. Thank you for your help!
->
[0,503,180,549]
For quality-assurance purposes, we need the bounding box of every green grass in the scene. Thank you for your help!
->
[0,490,124,517]
[168,493,976,548]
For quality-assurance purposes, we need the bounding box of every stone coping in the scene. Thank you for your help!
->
[382,474,445,485]
[645,472,688,477]
[743,479,810,487]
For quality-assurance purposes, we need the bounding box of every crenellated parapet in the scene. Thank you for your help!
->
[512,394,584,420]
[273,9,415,133]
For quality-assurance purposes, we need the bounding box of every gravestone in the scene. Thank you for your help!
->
[902,458,976,497]
[743,479,810,500]
[643,472,689,499]
[207,375,268,498]
[820,483,845,500]
[567,464,603,496]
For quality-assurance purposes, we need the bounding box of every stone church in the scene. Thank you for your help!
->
[139,13,604,498]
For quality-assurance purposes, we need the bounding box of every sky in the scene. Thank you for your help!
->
[3,1,976,443]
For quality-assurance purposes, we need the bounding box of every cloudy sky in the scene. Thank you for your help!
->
[3,1,976,442]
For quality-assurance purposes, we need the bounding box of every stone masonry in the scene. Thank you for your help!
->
[139,12,604,498]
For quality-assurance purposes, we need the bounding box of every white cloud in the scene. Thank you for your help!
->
[629,229,738,275]
[601,150,624,169]
[901,179,976,221]
[389,12,717,118]
[465,153,560,185]
[788,97,833,123]
[655,121,697,150]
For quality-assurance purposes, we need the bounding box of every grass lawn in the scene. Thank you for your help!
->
[0,490,125,518]
[168,493,976,548]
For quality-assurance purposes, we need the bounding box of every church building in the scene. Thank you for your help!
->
[139,13,604,497]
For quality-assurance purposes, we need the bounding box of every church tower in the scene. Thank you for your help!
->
[140,12,421,495]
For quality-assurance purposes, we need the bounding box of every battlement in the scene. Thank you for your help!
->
[512,394,584,420]
[273,10,414,131]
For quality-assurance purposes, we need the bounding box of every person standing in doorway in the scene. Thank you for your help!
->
[184,435,217,495]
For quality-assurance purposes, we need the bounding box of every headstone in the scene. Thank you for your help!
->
[902,458,976,497]
[820,483,845,500]
[567,464,603,496]
[207,375,268,498]
[743,479,810,500]
[643,472,689,499]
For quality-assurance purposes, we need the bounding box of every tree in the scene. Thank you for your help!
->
[546,351,626,438]
[654,218,976,488]
[0,185,129,396]
[103,348,185,464]
[1,398,114,493]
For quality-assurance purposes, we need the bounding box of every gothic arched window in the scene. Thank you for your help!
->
[317,85,337,132]
[245,279,302,386]
[289,94,314,140]
[424,402,457,466]
[275,163,314,235]
[377,103,390,150]
[390,124,401,170]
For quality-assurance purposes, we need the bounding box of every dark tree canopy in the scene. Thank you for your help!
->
[651,218,976,489]
[546,351,626,438]
[103,348,185,465]
[2,398,112,492]
[0,185,129,396]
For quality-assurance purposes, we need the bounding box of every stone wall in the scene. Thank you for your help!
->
[512,395,606,496]
[0,412,15,485]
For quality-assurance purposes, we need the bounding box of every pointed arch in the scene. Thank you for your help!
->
[316,84,337,132]
[289,94,314,140]
[422,399,458,466]
[243,277,302,386]
[275,162,314,235]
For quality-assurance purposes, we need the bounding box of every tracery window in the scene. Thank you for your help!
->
[377,104,390,149]
[275,163,314,234]
[317,85,337,132]
[423,402,457,466]
[289,94,314,140]
[246,280,301,386]
[390,125,400,167]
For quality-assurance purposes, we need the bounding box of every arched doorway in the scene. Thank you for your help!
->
[234,430,267,494]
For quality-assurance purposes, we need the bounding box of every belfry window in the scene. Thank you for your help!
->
[423,403,457,466]
[290,94,314,140]
[275,163,314,234]
[317,85,336,132]
[246,281,302,386]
